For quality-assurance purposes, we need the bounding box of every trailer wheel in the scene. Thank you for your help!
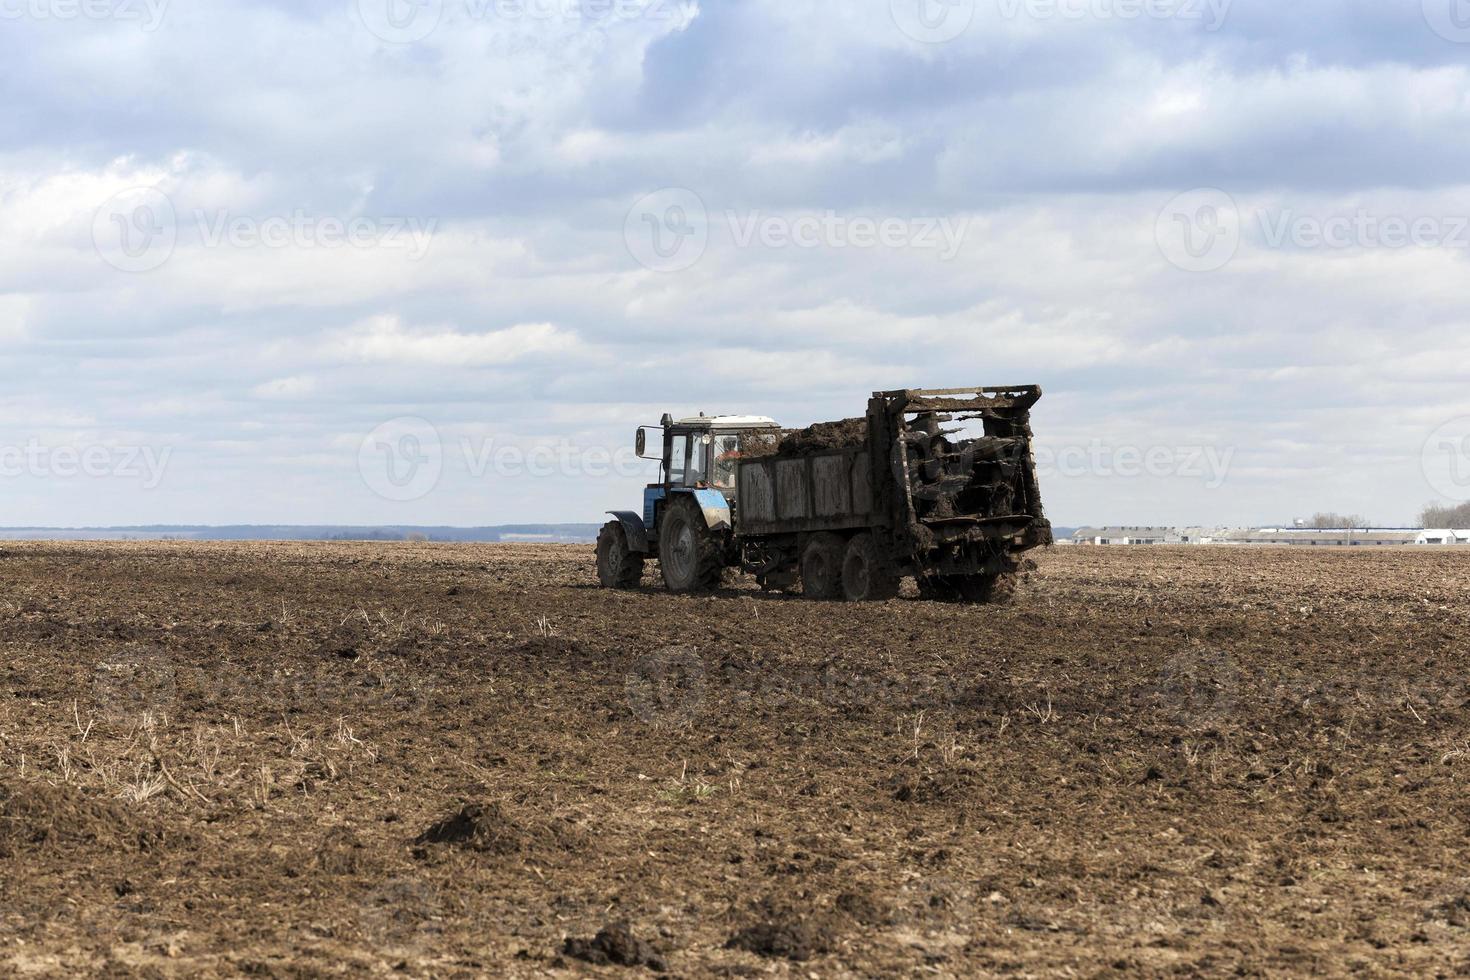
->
[658,496,725,593]
[841,533,900,602]
[800,533,846,600]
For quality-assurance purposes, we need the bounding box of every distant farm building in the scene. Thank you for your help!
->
[1070,527,1466,547]
[1417,529,1470,545]
[1070,527,1179,545]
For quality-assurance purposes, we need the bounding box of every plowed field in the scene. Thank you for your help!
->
[1,541,1468,977]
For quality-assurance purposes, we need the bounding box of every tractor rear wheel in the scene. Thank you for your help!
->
[800,532,847,600]
[841,533,900,602]
[596,521,644,589]
[658,496,725,593]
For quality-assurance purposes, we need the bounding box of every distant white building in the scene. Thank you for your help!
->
[1416,529,1470,545]
[1071,527,1179,546]
[1069,526,1461,547]
[1208,528,1421,546]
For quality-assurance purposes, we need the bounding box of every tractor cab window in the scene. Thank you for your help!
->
[685,434,707,487]
[667,434,688,485]
[711,433,741,489]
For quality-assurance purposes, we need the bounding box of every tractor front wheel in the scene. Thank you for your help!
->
[596,521,645,589]
[658,496,725,593]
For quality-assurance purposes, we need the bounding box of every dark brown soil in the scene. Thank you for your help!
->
[562,921,666,971]
[773,417,868,455]
[1,540,1468,976]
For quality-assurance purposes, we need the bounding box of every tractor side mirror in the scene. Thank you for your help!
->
[635,426,661,460]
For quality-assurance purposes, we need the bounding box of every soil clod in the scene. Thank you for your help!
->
[414,802,522,855]
[562,921,667,972]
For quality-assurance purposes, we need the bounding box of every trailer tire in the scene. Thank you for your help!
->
[658,496,725,594]
[596,521,645,589]
[841,533,900,602]
[800,533,847,601]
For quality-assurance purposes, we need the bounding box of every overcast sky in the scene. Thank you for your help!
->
[3,0,1470,528]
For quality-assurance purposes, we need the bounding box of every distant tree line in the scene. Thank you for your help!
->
[1421,501,1470,527]
[1307,512,1370,529]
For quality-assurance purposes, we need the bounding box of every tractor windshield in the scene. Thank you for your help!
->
[710,433,741,489]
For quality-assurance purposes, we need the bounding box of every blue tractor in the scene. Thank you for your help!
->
[596,413,781,593]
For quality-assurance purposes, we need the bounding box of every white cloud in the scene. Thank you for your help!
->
[0,1,1467,525]
[332,316,582,367]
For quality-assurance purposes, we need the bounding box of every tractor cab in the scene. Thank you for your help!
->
[621,414,780,548]
[640,414,781,496]
[599,413,780,593]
